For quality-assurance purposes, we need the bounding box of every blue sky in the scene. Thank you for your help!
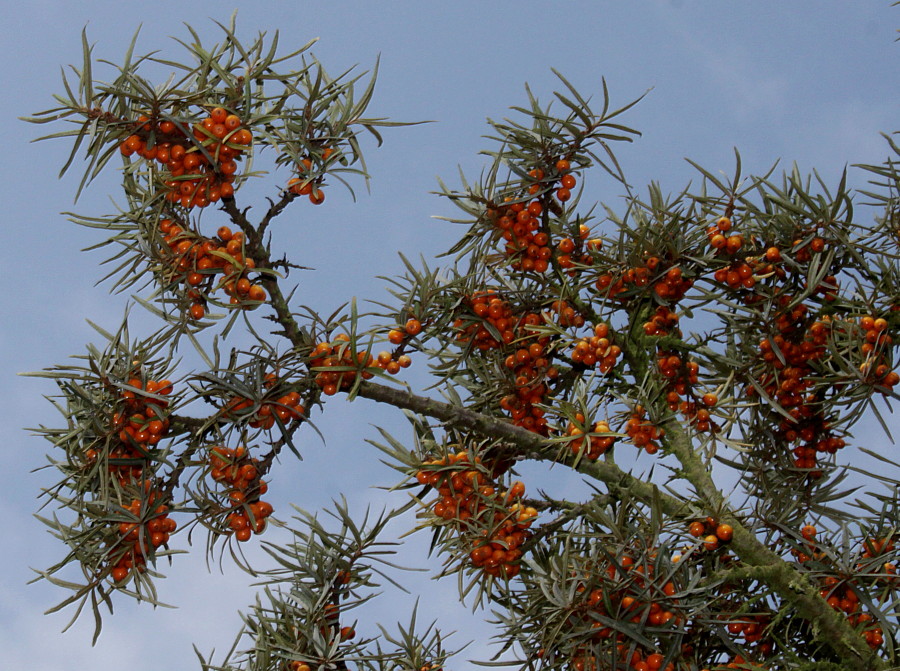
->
[2,2,898,670]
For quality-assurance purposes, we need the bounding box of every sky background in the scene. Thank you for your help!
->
[2,2,898,670]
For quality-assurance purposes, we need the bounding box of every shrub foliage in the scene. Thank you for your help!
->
[25,17,900,671]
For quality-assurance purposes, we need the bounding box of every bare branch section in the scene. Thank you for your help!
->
[24,16,900,671]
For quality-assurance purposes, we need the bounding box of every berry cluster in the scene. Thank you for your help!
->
[752,304,846,472]
[723,613,770,649]
[490,197,551,273]
[861,535,897,567]
[100,378,173,486]
[859,315,899,390]
[625,405,664,455]
[642,306,679,337]
[310,334,408,396]
[650,263,694,302]
[208,446,273,542]
[790,525,893,649]
[793,234,828,263]
[594,264,654,300]
[388,317,424,345]
[454,293,565,435]
[706,216,745,256]
[633,278,716,434]
[309,333,375,396]
[168,109,250,208]
[819,577,885,649]
[569,322,621,373]
[415,452,537,579]
[158,219,267,319]
[549,299,586,329]
[707,217,839,301]
[550,158,578,203]
[595,255,695,304]
[454,291,517,350]
[224,391,305,429]
[287,148,334,204]
[563,413,615,460]
[484,158,597,275]
[500,335,556,435]
[562,554,680,671]
[108,489,176,583]
[221,372,306,429]
[790,523,825,564]
[119,108,251,209]
[569,647,674,671]
[712,654,767,670]
[688,516,734,552]
[555,232,601,274]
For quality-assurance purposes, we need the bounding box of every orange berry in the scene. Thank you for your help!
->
[247,285,267,302]
[688,521,705,537]
[405,318,423,336]
[716,523,734,542]
[224,114,241,131]
[210,107,228,124]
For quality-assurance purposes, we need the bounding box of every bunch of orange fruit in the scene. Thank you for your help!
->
[560,553,681,671]
[108,487,176,582]
[563,413,615,460]
[750,304,848,472]
[96,377,173,486]
[453,291,517,350]
[858,315,899,390]
[157,219,266,320]
[222,374,306,430]
[568,647,675,671]
[208,446,273,542]
[415,451,537,579]
[489,197,551,274]
[625,406,664,455]
[569,322,621,374]
[687,516,734,552]
[287,147,335,204]
[119,107,251,209]
[310,334,409,396]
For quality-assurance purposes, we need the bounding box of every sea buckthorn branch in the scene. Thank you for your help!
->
[219,196,315,349]
[354,110,892,668]
[655,390,887,670]
[156,414,213,495]
[27,19,900,670]
[587,228,893,669]
[202,501,429,671]
[354,379,687,519]
[257,185,300,241]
